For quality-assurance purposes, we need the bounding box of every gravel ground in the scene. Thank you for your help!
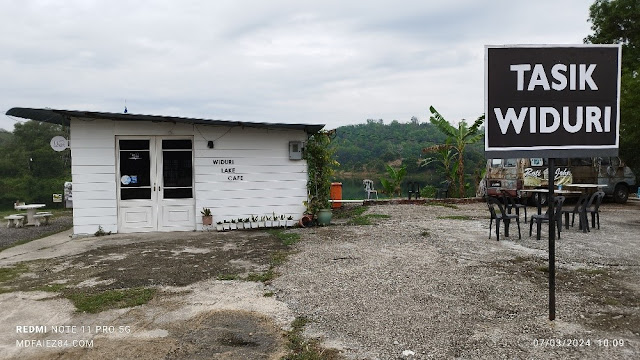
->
[0,213,73,248]
[272,200,640,359]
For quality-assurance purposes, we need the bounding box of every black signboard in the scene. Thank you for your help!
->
[485,45,621,158]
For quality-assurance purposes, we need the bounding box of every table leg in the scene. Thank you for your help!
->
[26,209,37,225]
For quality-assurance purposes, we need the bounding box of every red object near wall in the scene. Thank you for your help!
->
[330,182,342,209]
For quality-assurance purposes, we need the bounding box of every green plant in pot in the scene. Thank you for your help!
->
[304,130,338,226]
[201,207,213,226]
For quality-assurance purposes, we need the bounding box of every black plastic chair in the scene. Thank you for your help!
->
[407,181,420,200]
[580,191,605,232]
[500,190,527,224]
[436,180,451,199]
[486,196,521,241]
[561,192,590,230]
[530,196,565,240]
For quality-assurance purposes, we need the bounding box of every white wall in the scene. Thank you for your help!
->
[70,118,117,235]
[193,124,308,230]
[70,118,310,234]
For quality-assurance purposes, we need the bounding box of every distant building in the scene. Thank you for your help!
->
[8,108,323,235]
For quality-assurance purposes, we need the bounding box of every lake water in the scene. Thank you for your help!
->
[332,177,432,200]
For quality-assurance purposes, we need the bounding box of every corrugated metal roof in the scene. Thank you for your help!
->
[6,107,325,134]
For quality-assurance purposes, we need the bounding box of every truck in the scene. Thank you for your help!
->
[485,157,636,204]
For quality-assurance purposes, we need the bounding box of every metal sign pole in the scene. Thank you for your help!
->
[548,158,556,321]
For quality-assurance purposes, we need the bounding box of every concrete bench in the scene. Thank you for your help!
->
[4,215,25,228]
[33,213,53,226]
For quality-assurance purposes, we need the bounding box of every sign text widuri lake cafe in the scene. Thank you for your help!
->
[213,159,244,181]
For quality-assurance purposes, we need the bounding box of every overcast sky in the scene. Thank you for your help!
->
[0,0,595,132]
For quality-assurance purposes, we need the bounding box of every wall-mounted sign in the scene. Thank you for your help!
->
[50,136,69,152]
[213,158,244,181]
[52,193,62,203]
[485,45,621,158]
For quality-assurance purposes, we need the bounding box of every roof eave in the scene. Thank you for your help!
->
[6,107,325,134]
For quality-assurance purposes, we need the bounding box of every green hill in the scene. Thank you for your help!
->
[331,118,485,197]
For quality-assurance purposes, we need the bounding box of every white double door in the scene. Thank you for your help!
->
[117,136,195,233]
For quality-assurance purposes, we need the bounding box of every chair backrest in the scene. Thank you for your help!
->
[500,190,518,207]
[574,192,590,212]
[542,195,565,218]
[363,179,375,191]
[586,191,605,211]
[486,196,506,219]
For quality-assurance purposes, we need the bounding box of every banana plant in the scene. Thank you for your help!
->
[379,164,407,197]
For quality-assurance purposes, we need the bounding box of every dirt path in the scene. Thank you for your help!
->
[0,230,295,360]
[273,201,640,359]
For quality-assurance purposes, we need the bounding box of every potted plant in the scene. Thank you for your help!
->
[286,215,295,228]
[223,220,231,231]
[251,215,259,228]
[272,212,279,227]
[243,218,251,229]
[280,214,286,227]
[265,215,273,228]
[258,216,266,228]
[216,221,223,231]
[230,219,238,230]
[201,207,213,226]
[304,130,338,226]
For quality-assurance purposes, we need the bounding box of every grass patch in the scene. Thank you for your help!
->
[263,291,274,297]
[348,213,390,226]
[332,205,367,219]
[437,215,472,220]
[220,232,299,285]
[366,214,390,219]
[246,269,276,283]
[283,316,342,360]
[348,216,372,225]
[65,287,156,313]
[0,263,29,283]
[537,266,549,273]
[271,251,289,267]
[426,202,459,209]
[268,229,301,246]
[36,284,66,292]
[512,256,528,264]
[577,268,608,276]
[603,297,621,306]
[420,230,430,237]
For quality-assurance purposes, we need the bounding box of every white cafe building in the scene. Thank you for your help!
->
[7,107,324,235]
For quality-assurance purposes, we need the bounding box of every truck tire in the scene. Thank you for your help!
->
[613,184,629,204]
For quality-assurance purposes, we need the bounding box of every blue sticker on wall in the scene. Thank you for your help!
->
[130,176,138,184]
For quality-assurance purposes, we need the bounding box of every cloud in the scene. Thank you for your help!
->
[1,0,593,131]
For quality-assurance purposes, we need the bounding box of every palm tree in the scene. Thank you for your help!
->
[423,106,484,197]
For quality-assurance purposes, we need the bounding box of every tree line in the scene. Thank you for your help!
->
[332,116,486,197]
[0,122,70,209]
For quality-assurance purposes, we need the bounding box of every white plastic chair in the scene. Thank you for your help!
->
[363,179,378,200]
